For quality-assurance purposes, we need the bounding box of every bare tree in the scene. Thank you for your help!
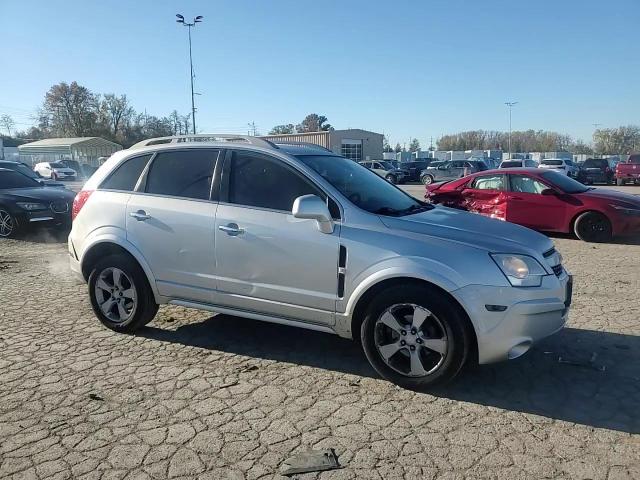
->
[99,94,133,140]
[41,82,99,137]
[408,138,420,152]
[0,114,15,136]
[268,124,295,135]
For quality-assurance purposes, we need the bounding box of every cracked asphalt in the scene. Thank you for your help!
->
[1,225,639,479]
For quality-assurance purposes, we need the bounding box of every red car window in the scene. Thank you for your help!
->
[508,175,548,194]
[470,174,505,190]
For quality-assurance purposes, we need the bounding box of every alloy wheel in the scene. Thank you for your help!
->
[94,267,138,323]
[374,303,448,377]
[0,210,14,237]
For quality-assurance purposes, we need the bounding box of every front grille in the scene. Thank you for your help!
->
[51,201,69,214]
[552,264,563,277]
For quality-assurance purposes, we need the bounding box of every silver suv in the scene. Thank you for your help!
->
[69,135,571,389]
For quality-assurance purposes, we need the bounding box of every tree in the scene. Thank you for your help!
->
[383,135,393,153]
[98,94,133,140]
[269,124,295,135]
[0,114,15,136]
[593,126,640,155]
[408,138,420,152]
[394,143,402,153]
[572,140,593,155]
[40,81,99,137]
[296,114,332,133]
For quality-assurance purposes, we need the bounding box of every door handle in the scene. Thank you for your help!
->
[129,210,151,221]
[218,223,244,236]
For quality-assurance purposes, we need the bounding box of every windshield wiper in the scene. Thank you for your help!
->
[373,204,432,217]
[372,207,401,215]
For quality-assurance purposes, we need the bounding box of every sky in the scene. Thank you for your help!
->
[0,0,638,147]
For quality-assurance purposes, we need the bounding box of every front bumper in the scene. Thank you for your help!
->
[16,210,71,228]
[452,271,571,364]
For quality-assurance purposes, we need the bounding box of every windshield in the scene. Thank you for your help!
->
[14,163,39,178]
[0,170,42,189]
[379,161,394,170]
[50,162,67,168]
[500,161,521,168]
[296,155,430,216]
[583,159,605,168]
[542,160,563,166]
[541,170,588,193]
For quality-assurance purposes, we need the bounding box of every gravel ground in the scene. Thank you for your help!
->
[1,212,639,478]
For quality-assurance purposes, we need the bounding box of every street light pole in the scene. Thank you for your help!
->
[505,101,518,159]
[176,14,203,135]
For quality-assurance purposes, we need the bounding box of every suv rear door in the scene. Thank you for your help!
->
[213,149,339,325]
[125,148,220,303]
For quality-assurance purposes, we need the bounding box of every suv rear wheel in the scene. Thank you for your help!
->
[88,254,158,332]
[385,174,397,184]
[360,284,470,389]
[421,174,434,185]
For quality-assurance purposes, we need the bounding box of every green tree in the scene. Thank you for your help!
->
[394,142,402,153]
[40,81,99,137]
[408,138,420,152]
[268,124,295,135]
[383,135,393,152]
[296,114,332,133]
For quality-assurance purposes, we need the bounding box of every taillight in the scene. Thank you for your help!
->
[72,190,94,221]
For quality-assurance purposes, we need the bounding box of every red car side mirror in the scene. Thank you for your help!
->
[541,188,556,196]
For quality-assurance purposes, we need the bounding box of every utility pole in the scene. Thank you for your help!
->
[504,101,518,159]
[176,14,203,135]
[247,121,258,136]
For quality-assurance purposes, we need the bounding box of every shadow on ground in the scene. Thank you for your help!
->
[547,231,640,246]
[142,316,639,434]
[14,226,70,244]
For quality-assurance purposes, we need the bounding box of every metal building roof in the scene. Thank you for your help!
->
[18,137,121,150]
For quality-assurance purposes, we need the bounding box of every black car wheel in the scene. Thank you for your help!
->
[574,211,612,243]
[360,284,471,390]
[385,174,397,184]
[421,174,434,185]
[0,209,18,238]
[616,178,625,186]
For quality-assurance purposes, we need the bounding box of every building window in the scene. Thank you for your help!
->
[341,140,362,162]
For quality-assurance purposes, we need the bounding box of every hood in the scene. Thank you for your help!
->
[1,187,76,203]
[379,206,553,255]
[578,188,640,206]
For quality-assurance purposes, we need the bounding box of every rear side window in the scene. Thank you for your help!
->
[542,160,563,166]
[145,149,218,200]
[471,174,504,190]
[101,155,151,191]
[227,151,323,212]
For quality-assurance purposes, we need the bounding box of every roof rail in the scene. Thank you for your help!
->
[271,141,333,153]
[129,134,278,150]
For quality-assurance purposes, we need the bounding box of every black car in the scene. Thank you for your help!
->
[0,168,76,238]
[391,160,431,182]
[0,161,66,188]
[579,158,617,185]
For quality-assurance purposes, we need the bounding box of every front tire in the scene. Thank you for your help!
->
[616,178,625,186]
[88,254,158,333]
[574,211,612,242]
[421,174,434,186]
[0,209,19,238]
[360,284,471,390]
[385,174,397,184]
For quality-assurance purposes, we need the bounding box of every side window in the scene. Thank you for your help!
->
[373,162,382,169]
[471,175,504,190]
[145,149,218,200]
[101,154,152,191]
[509,175,548,194]
[227,151,324,212]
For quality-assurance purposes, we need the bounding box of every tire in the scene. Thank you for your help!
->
[0,209,19,238]
[573,211,612,243]
[385,174,397,184]
[88,254,158,333]
[360,284,471,390]
[421,174,434,186]
[616,178,625,186]
[51,172,57,180]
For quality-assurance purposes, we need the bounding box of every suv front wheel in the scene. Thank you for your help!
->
[88,254,158,333]
[360,284,470,389]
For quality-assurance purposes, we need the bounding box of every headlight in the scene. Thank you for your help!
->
[610,204,640,216]
[16,202,48,211]
[491,254,547,287]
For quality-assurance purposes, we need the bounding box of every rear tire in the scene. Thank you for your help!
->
[616,178,625,186]
[360,284,471,390]
[385,174,397,184]
[574,211,612,243]
[88,254,158,333]
[421,174,434,186]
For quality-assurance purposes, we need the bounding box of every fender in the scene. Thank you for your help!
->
[79,227,164,303]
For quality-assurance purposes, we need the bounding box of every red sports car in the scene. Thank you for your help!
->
[425,168,640,242]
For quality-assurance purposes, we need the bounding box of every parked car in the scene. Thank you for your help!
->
[359,160,407,184]
[0,161,66,188]
[420,160,487,185]
[34,161,77,180]
[69,135,571,389]
[579,158,617,185]
[0,168,76,238]
[425,167,640,242]
[499,159,538,168]
[538,158,577,177]
[615,154,640,185]
[393,160,430,182]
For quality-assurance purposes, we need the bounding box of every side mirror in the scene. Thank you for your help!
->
[541,188,556,196]
[292,195,334,234]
